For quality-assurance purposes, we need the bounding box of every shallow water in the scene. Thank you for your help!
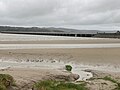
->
[0,44,120,49]
[1,59,120,81]
[0,59,93,81]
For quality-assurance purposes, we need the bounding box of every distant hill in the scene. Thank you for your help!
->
[0,26,104,34]
[46,27,102,34]
[0,26,63,32]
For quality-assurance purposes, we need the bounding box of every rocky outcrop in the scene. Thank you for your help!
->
[42,73,79,81]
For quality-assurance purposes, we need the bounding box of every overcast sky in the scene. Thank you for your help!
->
[0,0,120,30]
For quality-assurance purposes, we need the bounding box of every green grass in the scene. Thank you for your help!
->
[65,65,72,72]
[103,76,120,90]
[103,76,117,83]
[0,85,6,90]
[33,80,88,90]
[0,74,15,90]
[88,76,120,90]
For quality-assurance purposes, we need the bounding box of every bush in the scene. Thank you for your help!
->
[65,65,72,72]
[33,80,87,90]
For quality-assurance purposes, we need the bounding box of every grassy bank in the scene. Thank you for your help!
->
[33,80,88,90]
[0,74,15,90]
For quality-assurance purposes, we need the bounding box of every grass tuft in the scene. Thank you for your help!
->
[33,80,88,90]
[0,74,15,90]
[103,76,120,90]
[65,65,72,72]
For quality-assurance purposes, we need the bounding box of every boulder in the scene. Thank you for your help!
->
[68,74,80,81]
[43,73,79,81]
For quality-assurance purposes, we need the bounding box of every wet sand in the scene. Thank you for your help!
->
[0,48,120,65]
[0,39,120,44]
[0,33,120,89]
[0,33,120,44]
[0,48,120,90]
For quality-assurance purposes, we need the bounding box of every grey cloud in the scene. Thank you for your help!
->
[1,0,60,18]
[0,0,120,30]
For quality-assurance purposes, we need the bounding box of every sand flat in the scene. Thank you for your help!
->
[0,33,120,44]
[0,44,120,49]
[0,34,120,68]
[0,48,120,64]
[0,39,120,44]
[0,33,120,89]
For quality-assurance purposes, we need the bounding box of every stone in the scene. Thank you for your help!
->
[43,73,79,81]
[68,74,80,81]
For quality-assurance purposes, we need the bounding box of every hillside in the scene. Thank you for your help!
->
[0,26,104,34]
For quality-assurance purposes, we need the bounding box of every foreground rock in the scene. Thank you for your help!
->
[85,69,120,90]
[87,79,117,90]
[0,68,79,90]
[43,73,79,81]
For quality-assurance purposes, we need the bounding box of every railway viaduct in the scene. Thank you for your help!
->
[1,31,96,37]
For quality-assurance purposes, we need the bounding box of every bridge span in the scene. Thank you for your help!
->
[1,31,96,37]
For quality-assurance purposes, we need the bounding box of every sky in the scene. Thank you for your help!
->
[0,0,120,30]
